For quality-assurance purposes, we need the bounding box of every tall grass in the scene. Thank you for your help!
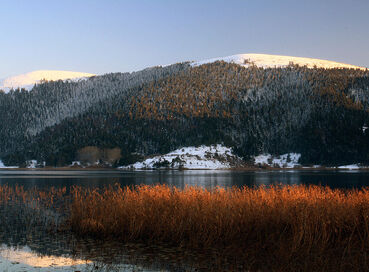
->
[1,184,369,271]
[69,184,369,271]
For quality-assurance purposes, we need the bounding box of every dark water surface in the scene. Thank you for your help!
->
[1,169,369,271]
[1,169,369,189]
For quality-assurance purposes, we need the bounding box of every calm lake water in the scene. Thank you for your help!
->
[1,169,369,271]
[0,169,369,189]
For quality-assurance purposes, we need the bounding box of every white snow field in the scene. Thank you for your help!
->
[121,144,242,170]
[254,153,301,168]
[0,70,95,92]
[192,53,367,70]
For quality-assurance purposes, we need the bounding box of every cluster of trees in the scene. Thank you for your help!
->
[76,146,121,166]
[1,61,369,166]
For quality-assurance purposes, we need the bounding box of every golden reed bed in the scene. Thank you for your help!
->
[1,184,369,271]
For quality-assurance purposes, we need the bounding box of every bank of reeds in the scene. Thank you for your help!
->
[69,184,369,271]
[1,184,369,271]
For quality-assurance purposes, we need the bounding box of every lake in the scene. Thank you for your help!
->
[1,169,369,271]
[1,169,369,189]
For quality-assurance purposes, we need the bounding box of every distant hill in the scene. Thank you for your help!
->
[0,70,95,92]
[192,53,367,70]
[0,54,368,167]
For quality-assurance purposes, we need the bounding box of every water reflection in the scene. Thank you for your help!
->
[0,198,225,271]
[0,244,175,272]
[0,245,90,271]
[252,171,301,186]
[1,169,369,189]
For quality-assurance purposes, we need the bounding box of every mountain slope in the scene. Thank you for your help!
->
[192,53,367,70]
[9,61,368,167]
[0,70,96,92]
[1,55,369,167]
[0,63,189,162]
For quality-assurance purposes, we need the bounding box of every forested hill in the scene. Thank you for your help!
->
[0,63,188,163]
[1,59,369,167]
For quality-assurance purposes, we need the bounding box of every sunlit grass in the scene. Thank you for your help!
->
[1,184,369,271]
[69,184,369,245]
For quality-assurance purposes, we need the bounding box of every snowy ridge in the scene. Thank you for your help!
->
[121,145,242,169]
[254,153,301,168]
[192,54,367,70]
[0,70,95,92]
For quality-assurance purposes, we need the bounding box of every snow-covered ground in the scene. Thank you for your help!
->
[120,145,242,170]
[337,164,361,170]
[254,153,301,168]
[25,160,38,169]
[0,159,45,169]
[0,160,18,169]
[192,53,367,70]
[70,161,82,166]
[0,70,95,92]
[0,160,7,168]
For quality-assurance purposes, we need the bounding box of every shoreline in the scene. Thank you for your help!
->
[1,166,369,171]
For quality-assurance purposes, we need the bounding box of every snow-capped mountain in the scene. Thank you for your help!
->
[0,70,96,92]
[192,53,367,70]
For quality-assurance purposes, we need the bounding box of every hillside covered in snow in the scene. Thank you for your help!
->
[192,53,367,70]
[0,70,95,92]
[121,145,243,169]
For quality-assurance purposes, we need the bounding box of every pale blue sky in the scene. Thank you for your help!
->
[1,0,368,78]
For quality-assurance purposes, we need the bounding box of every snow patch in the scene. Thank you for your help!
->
[120,144,241,169]
[70,161,82,166]
[26,160,38,169]
[0,160,18,169]
[338,164,360,170]
[254,153,301,168]
[25,160,45,168]
[0,160,6,168]
[192,54,366,70]
[0,70,95,92]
